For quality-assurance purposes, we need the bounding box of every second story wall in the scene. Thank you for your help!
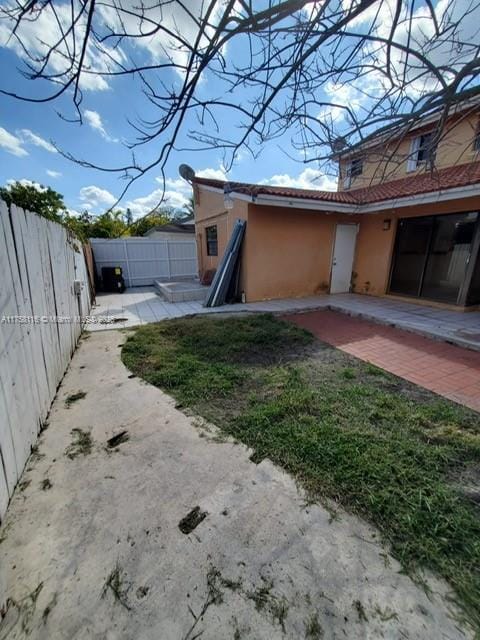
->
[339,110,480,191]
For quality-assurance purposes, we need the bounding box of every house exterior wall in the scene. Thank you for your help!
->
[195,189,480,306]
[339,112,480,191]
[194,187,249,289]
[352,196,480,296]
[245,204,361,302]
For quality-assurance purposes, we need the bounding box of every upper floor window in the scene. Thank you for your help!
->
[343,157,363,188]
[407,133,436,171]
[206,225,218,256]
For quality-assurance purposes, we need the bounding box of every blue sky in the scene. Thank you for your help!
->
[0,5,339,218]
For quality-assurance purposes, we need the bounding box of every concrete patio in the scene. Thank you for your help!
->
[87,288,480,352]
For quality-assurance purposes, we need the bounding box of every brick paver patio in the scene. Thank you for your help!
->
[286,310,480,413]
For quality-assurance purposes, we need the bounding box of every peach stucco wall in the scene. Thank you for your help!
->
[195,184,480,304]
[352,196,480,296]
[194,186,249,290]
[340,112,480,190]
[194,188,355,302]
[244,205,361,301]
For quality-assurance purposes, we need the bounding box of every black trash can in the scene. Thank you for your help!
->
[101,266,126,293]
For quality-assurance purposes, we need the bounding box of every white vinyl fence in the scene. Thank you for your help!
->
[0,200,91,519]
[90,237,198,287]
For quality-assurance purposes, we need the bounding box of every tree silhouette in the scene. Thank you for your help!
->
[1,0,479,203]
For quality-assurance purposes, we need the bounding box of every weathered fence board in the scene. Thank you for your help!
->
[90,237,198,286]
[0,200,91,520]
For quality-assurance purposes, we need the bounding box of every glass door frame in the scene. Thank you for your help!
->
[387,211,480,306]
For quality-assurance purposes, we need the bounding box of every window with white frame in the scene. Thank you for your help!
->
[343,157,363,188]
[407,133,435,171]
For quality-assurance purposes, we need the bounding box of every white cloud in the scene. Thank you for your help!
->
[46,169,62,178]
[164,177,192,194]
[84,110,117,142]
[126,188,189,218]
[0,3,120,92]
[79,185,117,209]
[162,165,227,194]
[156,165,226,207]
[6,178,46,191]
[261,168,337,191]
[97,1,226,80]
[0,127,28,156]
[20,129,57,153]
[196,166,227,181]
[340,0,480,98]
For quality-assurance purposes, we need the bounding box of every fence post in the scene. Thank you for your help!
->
[124,240,131,287]
[166,240,171,279]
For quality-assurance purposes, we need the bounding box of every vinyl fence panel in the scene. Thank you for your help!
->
[0,199,91,520]
[90,237,198,286]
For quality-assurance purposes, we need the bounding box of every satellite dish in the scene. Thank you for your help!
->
[178,164,195,182]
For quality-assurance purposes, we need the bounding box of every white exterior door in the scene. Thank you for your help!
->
[330,224,358,294]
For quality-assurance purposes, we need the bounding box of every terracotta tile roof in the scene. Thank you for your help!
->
[194,161,480,209]
[351,161,480,204]
[193,177,358,204]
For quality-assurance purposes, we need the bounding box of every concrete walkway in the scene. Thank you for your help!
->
[287,310,480,413]
[0,330,473,639]
[87,288,480,352]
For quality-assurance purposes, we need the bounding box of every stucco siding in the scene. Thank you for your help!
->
[245,205,348,302]
[194,187,249,290]
[340,113,480,190]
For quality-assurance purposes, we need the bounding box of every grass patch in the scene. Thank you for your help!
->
[122,314,480,632]
[305,612,324,639]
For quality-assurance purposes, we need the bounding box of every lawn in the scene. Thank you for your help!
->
[122,314,480,632]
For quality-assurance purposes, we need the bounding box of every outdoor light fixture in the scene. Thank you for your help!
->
[224,183,234,210]
[383,219,391,231]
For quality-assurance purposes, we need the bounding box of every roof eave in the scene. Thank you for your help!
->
[197,180,480,214]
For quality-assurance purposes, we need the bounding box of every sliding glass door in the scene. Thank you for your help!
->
[389,217,432,297]
[389,212,479,305]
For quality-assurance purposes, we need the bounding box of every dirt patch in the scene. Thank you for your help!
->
[40,479,52,491]
[65,428,93,459]
[102,564,131,610]
[451,464,480,507]
[305,612,324,639]
[65,391,87,408]
[42,593,57,623]
[107,430,129,448]
[178,506,208,534]
[136,586,149,599]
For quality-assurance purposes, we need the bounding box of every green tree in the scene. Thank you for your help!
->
[182,195,194,218]
[0,181,66,222]
[63,210,94,241]
[128,209,172,236]
[88,210,128,238]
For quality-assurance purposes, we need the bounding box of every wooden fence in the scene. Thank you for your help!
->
[90,237,198,287]
[0,200,91,519]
